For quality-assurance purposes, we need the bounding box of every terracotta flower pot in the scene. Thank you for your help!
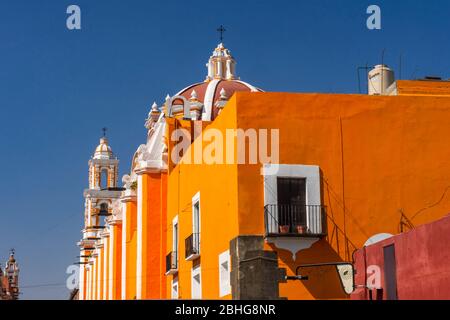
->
[296,225,307,234]
[279,225,290,234]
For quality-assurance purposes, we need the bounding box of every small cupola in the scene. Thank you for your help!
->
[205,43,237,81]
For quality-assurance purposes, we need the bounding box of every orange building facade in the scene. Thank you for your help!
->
[77,44,450,300]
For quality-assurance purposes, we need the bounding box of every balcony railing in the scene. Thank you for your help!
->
[165,251,178,275]
[185,233,200,261]
[264,204,327,237]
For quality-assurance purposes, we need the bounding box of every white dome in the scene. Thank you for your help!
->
[93,137,114,160]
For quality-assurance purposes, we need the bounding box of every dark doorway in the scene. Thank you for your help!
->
[383,244,398,300]
[276,177,307,232]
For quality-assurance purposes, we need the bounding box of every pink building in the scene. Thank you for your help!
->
[352,214,450,300]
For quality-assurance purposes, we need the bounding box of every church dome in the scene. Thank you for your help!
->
[171,43,263,120]
[93,137,114,160]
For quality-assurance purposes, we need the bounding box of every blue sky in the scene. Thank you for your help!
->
[0,0,449,299]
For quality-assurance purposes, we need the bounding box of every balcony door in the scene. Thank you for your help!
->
[277,177,307,232]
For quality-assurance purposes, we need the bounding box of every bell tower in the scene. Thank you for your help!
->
[84,133,121,228]
[78,132,124,299]
[2,249,20,300]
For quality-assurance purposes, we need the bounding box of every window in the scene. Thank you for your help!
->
[192,192,201,255]
[219,250,231,297]
[277,177,307,230]
[173,216,179,257]
[171,277,179,299]
[191,265,202,299]
[263,164,323,235]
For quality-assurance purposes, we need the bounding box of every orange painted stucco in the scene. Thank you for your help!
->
[162,91,450,300]
[84,88,450,300]
[396,80,450,96]
[125,200,137,299]
[165,103,240,300]
[111,224,122,300]
[103,236,109,300]
[138,171,167,299]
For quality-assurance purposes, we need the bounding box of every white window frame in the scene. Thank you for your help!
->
[172,215,179,255]
[171,277,179,299]
[218,250,231,297]
[186,192,201,260]
[191,265,202,299]
[166,215,179,275]
[263,164,322,234]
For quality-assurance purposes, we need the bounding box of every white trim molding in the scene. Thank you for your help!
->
[263,164,323,260]
[171,277,179,299]
[166,215,179,275]
[191,265,202,299]
[186,192,201,261]
[218,250,231,297]
[263,164,321,207]
[121,201,127,300]
[136,174,143,299]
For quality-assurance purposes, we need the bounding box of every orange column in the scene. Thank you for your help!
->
[79,250,87,300]
[93,256,97,300]
[111,221,122,300]
[121,198,137,300]
[97,246,103,300]
[136,170,167,299]
[160,172,168,299]
[103,235,109,300]
[110,223,122,300]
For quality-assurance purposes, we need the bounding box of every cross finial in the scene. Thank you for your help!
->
[10,248,15,256]
[217,25,226,43]
[102,127,107,137]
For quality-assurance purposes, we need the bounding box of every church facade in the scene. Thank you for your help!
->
[0,251,20,300]
[77,43,450,300]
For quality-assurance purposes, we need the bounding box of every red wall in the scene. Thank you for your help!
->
[352,214,450,300]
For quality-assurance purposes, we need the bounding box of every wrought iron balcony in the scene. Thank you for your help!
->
[185,233,200,261]
[264,204,327,238]
[165,251,178,275]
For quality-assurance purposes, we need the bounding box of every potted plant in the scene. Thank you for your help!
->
[296,225,307,234]
[279,225,290,234]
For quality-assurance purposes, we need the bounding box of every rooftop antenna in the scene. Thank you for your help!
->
[411,65,419,79]
[217,25,226,43]
[357,62,371,94]
[399,54,403,80]
[381,48,386,94]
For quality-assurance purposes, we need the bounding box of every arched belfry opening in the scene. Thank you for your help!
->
[100,169,108,189]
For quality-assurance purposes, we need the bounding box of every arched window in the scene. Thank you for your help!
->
[99,203,109,216]
[100,169,108,189]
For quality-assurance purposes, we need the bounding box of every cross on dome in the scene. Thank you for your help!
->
[217,25,226,43]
